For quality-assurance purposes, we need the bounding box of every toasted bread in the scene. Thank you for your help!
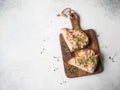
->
[68,49,99,73]
[60,28,89,52]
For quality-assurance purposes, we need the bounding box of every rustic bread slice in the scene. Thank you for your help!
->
[68,49,99,73]
[60,28,89,52]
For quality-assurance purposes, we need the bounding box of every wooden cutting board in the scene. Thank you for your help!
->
[59,13,103,78]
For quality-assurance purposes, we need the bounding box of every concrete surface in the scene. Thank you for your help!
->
[0,0,120,90]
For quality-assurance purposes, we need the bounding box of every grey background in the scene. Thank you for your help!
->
[0,0,120,90]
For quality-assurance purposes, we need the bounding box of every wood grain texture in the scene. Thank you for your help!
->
[59,29,103,78]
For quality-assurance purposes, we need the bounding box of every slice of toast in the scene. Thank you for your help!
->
[60,28,89,52]
[68,49,99,73]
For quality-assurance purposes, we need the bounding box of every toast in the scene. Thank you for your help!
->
[60,28,89,52]
[68,49,99,73]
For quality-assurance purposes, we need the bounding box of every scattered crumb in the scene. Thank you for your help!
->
[53,64,59,72]
[40,49,45,54]
[101,45,108,49]
[109,56,115,62]
[43,39,46,42]
[50,20,53,23]
[53,68,59,72]
[97,32,103,37]
[109,54,116,62]
[60,82,62,85]
[53,56,60,62]
[100,40,108,49]
[60,80,67,85]
[63,81,66,83]
[54,56,60,58]
[57,59,60,61]
[97,35,99,37]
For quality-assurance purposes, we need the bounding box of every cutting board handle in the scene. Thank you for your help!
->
[70,13,81,30]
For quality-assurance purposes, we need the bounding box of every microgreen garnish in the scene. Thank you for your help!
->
[69,66,79,73]
[43,39,46,42]
[89,57,96,63]
[73,35,81,48]
[73,35,79,42]
[79,60,84,65]
[78,57,96,65]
